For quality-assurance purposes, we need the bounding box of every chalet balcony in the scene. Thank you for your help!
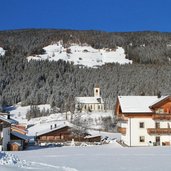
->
[147,128,171,135]
[117,126,126,135]
[152,114,171,120]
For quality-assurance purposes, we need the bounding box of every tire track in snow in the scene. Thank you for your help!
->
[31,161,79,171]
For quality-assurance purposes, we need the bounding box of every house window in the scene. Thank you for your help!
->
[85,105,86,109]
[139,136,145,142]
[98,105,101,110]
[139,122,144,128]
[155,122,160,129]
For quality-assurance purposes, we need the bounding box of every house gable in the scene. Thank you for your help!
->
[150,96,171,114]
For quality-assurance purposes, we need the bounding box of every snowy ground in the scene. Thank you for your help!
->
[1,142,171,171]
[27,41,132,67]
[5,103,114,136]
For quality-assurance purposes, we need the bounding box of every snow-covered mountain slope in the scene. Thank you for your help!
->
[27,42,132,67]
[0,47,5,56]
[5,103,51,124]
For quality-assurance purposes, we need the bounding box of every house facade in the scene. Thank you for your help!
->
[0,114,17,151]
[75,86,104,112]
[115,96,171,147]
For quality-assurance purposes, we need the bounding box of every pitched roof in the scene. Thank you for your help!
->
[36,122,72,137]
[11,131,29,141]
[75,97,104,104]
[149,96,169,108]
[0,116,18,124]
[118,96,167,113]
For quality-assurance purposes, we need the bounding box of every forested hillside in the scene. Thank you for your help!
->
[0,29,171,111]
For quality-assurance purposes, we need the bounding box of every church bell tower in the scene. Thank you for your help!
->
[94,85,100,97]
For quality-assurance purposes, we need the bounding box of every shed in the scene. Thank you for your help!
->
[84,135,101,142]
[11,131,29,150]
[10,142,21,151]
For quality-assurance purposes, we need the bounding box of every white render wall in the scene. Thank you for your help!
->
[80,103,104,112]
[2,127,10,151]
[120,118,171,147]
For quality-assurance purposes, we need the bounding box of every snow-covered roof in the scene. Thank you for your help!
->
[0,116,18,124]
[149,96,169,107]
[11,131,29,141]
[36,122,72,137]
[118,96,167,113]
[84,135,101,139]
[76,97,104,104]
[11,142,21,146]
[27,121,72,136]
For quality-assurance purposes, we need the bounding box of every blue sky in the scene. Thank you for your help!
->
[0,0,171,32]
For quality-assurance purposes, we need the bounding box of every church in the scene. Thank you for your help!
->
[75,86,104,112]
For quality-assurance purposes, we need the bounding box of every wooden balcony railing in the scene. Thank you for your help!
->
[117,127,126,135]
[147,128,171,135]
[152,114,171,120]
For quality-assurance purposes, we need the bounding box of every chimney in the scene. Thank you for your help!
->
[54,124,57,128]
[157,91,161,98]
[50,125,52,130]
[7,113,10,120]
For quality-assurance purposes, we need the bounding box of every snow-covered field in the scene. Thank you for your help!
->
[27,42,132,67]
[1,143,171,171]
[0,47,5,56]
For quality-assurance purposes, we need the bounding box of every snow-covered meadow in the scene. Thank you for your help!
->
[27,42,132,67]
[1,143,171,171]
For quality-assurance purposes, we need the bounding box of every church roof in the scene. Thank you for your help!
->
[75,97,104,104]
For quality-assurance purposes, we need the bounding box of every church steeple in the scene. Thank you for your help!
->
[94,85,100,97]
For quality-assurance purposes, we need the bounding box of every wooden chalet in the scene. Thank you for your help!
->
[36,125,86,144]
[115,96,171,147]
